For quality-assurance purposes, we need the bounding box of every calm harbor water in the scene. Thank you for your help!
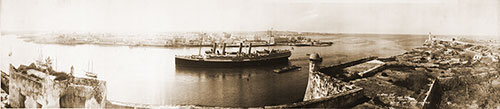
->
[0,34,426,107]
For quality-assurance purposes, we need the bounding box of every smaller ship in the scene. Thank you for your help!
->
[315,41,333,46]
[289,41,333,47]
[273,65,301,73]
[290,42,313,46]
[85,72,97,78]
[85,60,97,78]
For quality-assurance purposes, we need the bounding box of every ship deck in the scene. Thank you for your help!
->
[175,52,291,62]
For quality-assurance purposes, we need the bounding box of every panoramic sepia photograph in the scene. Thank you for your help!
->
[1,0,499,108]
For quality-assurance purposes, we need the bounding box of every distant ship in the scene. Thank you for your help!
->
[175,43,292,67]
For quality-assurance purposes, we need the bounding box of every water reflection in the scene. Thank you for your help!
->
[173,63,299,107]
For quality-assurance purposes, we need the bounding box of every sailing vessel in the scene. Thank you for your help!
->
[85,60,97,78]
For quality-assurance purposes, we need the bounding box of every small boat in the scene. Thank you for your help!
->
[85,60,97,78]
[315,42,333,46]
[273,65,301,73]
[292,43,312,46]
[85,72,97,78]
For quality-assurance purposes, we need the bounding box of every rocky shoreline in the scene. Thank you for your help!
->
[301,37,500,108]
[368,38,500,108]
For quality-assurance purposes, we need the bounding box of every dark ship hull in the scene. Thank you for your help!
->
[175,53,291,67]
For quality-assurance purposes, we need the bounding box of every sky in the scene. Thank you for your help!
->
[0,0,499,36]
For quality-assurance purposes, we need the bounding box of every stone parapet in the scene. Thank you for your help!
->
[8,63,106,108]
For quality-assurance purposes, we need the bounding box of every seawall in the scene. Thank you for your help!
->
[303,70,359,101]
[423,79,442,109]
[105,88,366,108]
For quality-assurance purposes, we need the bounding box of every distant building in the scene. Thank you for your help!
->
[173,37,186,44]
[273,36,290,43]
[223,32,231,39]
[253,35,261,40]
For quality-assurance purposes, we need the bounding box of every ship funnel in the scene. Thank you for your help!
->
[213,43,217,53]
[238,43,243,55]
[248,43,252,54]
[222,43,227,55]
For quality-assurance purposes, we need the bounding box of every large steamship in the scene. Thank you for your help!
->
[175,43,292,67]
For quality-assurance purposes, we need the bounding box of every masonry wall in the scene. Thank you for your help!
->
[1,71,9,94]
[303,70,358,101]
[8,64,107,108]
[319,56,378,73]
[299,88,366,108]
[9,68,56,108]
[267,88,365,108]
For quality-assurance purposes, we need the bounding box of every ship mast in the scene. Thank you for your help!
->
[8,46,12,57]
[198,33,204,56]
[222,43,227,55]
[248,43,252,54]
[238,43,243,56]
[268,28,273,50]
[87,60,90,72]
[55,55,57,70]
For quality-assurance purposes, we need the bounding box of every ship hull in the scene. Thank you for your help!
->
[175,55,290,67]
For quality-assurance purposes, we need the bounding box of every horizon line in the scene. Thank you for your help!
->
[0,30,498,37]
